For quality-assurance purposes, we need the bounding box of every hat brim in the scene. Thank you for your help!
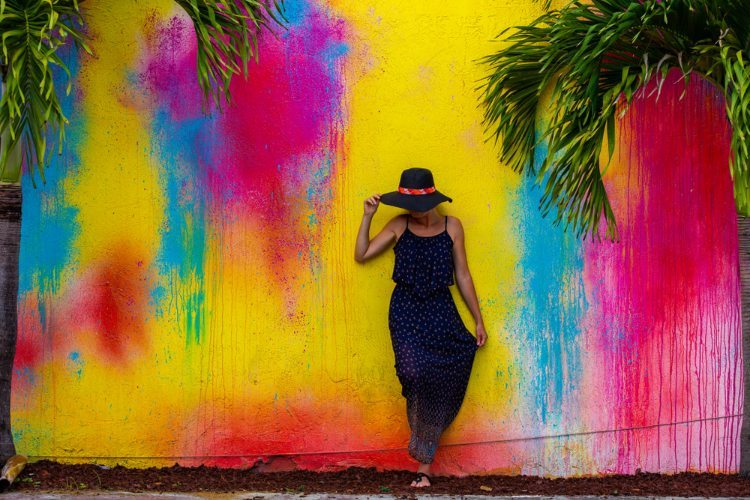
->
[379,190,452,211]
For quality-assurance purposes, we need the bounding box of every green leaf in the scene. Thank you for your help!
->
[606,110,615,160]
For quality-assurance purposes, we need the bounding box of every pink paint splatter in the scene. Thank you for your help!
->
[139,2,349,302]
[583,68,741,473]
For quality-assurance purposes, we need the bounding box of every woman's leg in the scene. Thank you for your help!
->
[404,380,440,487]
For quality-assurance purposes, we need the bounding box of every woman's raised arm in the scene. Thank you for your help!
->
[355,194,401,263]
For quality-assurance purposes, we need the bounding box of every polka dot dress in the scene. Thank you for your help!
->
[388,214,478,464]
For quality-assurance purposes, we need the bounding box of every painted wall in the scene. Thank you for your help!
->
[11,0,742,476]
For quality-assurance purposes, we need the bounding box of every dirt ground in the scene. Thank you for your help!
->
[4,460,750,497]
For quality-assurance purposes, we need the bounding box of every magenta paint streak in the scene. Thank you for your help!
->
[584,69,742,473]
[206,7,346,226]
[141,13,204,121]
[141,3,348,292]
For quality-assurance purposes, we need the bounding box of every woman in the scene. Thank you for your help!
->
[354,167,487,488]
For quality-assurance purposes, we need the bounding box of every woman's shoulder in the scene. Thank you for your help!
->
[445,214,464,239]
[445,214,464,228]
[385,213,408,240]
[385,213,408,227]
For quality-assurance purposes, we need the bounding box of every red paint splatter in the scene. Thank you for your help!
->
[12,293,48,391]
[15,294,44,370]
[211,29,339,196]
[63,243,152,364]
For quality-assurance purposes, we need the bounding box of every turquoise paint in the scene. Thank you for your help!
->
[67,351,84,379]
[18,46,82,297]
[281,0,312,28]
[322,40,349,77]
[150,108,210,346]
[510,137,586,427]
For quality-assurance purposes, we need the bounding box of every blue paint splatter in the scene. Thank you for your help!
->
[322,40,349,77]
[510,133,587,428]
[150,106,211,347]
[18,45,82,296]
[280,0,312,28]
[12,366,36,387]
[66,351,84,379]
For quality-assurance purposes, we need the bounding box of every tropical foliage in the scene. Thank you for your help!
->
[0,0,89,185]
[0,0,285,185]
[479,0,750,240]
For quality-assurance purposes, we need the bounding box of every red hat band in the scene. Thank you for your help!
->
[397,186,436,195]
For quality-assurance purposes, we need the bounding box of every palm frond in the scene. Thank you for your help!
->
[721,47,750,214]
[173,0,287,111]
[0,0,91,186]
[478,14,561,177]
[480,0,750,241]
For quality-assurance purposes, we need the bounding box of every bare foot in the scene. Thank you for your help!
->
[410,471,432,488]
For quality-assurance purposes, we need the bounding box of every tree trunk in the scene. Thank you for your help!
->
[740,214,750,475]
[0,183,20,463]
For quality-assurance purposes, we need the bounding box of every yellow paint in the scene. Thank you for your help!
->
[330,0,539,438]
[16,0,544,471]
[67,1,172,262]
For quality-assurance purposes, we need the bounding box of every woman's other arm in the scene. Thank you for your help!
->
[450,217,487,347]
[354,194,399,263]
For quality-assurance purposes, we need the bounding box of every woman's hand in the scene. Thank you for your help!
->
[475,323,487,347]
[364,194,381,216]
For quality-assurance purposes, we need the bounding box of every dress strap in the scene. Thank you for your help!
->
[444,215,448,230]
[406,214,410,229]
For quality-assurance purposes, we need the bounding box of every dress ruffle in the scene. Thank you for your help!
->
[392,229,454,297]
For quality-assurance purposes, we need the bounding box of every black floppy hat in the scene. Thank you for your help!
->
[379,168,452,212]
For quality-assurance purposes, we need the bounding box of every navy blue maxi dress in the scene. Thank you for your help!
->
[388,214,478,464]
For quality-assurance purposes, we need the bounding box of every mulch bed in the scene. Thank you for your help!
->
[7,460,750,497]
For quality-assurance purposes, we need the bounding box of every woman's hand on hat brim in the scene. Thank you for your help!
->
[364,194,381,216]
